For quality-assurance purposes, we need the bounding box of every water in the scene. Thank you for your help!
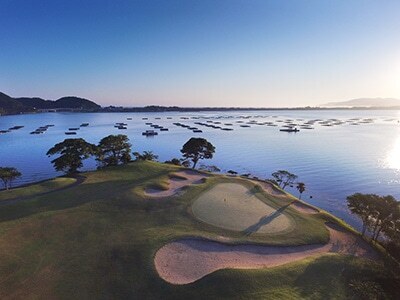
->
[1,110,399,229]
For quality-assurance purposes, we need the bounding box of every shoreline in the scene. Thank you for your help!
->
[2,106,400,117]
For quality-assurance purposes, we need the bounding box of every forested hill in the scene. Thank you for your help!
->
[16,96,101,110]
[0,92,101,114]
[0,92,30,115]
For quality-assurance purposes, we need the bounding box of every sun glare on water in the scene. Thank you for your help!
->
[386,136,400,170]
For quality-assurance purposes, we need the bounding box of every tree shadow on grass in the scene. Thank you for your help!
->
[242,203,291,236]
[292,255,352,299]
[292,255,391,299]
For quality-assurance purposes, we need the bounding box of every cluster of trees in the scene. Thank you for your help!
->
[47,135,133,174]
[272,170,298,189]
[133,151,158,161]
[347,193,400,245]
[47,136,216,174]
[0,136,216,189]
[271,170,306,199]
[0,167,21,190]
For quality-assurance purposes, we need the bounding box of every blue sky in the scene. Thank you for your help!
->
[1,0,399,107]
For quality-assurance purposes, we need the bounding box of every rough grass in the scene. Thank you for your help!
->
[171,254,396,300]
[0,161,396,299]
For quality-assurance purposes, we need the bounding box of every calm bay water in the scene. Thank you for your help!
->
[1,110,399,229]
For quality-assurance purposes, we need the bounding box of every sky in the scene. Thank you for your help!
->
[1,0,400,107]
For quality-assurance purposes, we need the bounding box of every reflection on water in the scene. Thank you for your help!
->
[385,136,400,170]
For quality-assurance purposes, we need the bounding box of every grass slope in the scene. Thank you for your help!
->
[0,177,76,201]
[0,161,396,299]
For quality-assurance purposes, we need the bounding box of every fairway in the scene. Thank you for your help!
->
[191,183,292,234]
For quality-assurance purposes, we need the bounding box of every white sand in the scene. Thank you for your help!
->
[254,181,319,214]
[290,201,319,214]
[254,180,286,196]
[145,170,207,198]
[154,223,378,285]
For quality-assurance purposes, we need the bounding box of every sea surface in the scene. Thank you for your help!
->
[1,110,399,229]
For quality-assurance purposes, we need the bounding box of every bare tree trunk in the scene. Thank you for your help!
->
[361,224,366,237]
[374,227,383,242]
[371,220,381,240]
[192,159,198,169]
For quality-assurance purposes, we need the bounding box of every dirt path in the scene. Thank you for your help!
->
[0,175,86,206]
[154,222,378,285]
[145,170,207,198]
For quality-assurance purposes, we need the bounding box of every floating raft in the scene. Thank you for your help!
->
[280,128,300,132]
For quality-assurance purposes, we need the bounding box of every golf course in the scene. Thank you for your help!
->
[0,161,397,299]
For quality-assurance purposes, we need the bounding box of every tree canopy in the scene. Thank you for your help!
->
[296,182,306,199]
[347,193,400,241]
[271,170,298,190]
[47,138,97,174]
[0,167,21,190]
[180,137,215,169]
[96,135,132,167]
[164,158,181,166]
[133,151,158,161]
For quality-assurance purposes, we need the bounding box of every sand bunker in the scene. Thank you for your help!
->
[254,181,319,214]
[154,223,378,285]
[290,201,319,214]
[145,170,207,198]
[191,183,292,234]
[254,180,286,196]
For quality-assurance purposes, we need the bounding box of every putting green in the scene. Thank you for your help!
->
[191,183,292,234]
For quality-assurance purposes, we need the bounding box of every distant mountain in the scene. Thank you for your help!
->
[16,96,101,110]
[0,92,31,115]
[0,92,101,115]
[323,98,400,108]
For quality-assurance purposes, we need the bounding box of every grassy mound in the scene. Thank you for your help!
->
[0,161,395,299]
[191,183,292,234]
[168,173,188,181]
[0,177,77,201]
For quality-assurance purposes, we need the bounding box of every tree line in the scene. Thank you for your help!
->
[0,136,216,190]
[46,135,133,174]
[347,193,400,260]
[270,170,306,199]
[46,135,216,174]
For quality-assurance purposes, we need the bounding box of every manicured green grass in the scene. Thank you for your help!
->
[192,182,292,234]
[185,176,329,245]
[0,161,396,299]
[0,177,76,201]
